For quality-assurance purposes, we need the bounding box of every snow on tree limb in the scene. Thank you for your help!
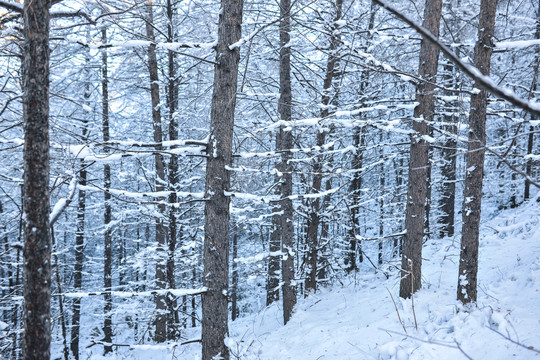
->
[373,0,540,118]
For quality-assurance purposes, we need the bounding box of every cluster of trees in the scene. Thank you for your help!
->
[0,0,538,359]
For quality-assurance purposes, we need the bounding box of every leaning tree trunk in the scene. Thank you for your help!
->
[201,0,243,359]
[278,0,297,325]
[144,1,168,343]
[305,0,343,294]
[101,27,114,355]
[21,0,51,359]
[457,0,497,305]
[399,0,442,299]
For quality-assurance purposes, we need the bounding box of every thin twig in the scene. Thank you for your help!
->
[386,288,407,334]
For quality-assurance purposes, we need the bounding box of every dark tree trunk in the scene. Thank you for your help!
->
[21,1,51,358]
[400,0,442,299]
[305,0,343,294]
[278,0,297,325]
[457,0,497,305]
[166,0,180,340]
[70,43,91,360]
[101,27,113,355]
[144,1,168,343]
[201,0,243,358]
[266,198,281,305]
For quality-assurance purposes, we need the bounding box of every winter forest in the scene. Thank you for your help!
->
[1,0,540,359]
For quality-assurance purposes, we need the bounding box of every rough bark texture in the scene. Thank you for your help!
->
[22,1,51,358]
[305,0,343,294]
[457,0,497,305]
[101,27,113,355]
[166,0,180,340]
[278,0,297,325]
[144,1,168,343]
[400,0,442,299]
[201,0,243,358]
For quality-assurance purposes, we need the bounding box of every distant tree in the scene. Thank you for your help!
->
[457,0,497,305]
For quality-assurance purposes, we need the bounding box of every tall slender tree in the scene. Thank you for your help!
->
[457,0,498,304]
[201,0,244,358]
[144,0,168,342]
[278,0,297,324]
[400,0,442,299]
[101,26,114,355]
[21,0,51,358]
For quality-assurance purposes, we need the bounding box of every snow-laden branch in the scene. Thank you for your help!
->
[373,0,540,117]
[49,173,78,226]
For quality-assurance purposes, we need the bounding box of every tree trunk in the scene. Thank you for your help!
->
[21,1,51,358]
[278,0,297,325]
[144,1,168,343]
[201,0,243,358]
[457,0,497,305]
[166,0,180,340]
[70,40,91,360]
[400,0,442,299]
[101,27,113,355]
[305,0,343,294]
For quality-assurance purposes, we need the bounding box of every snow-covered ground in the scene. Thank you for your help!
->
[90,197,540,359]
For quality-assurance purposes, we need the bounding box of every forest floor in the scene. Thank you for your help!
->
[88,196,540,360]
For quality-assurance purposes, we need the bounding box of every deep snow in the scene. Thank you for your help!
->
[88,196,540,360]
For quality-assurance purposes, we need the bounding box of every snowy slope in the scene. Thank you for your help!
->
[90,197,540,359]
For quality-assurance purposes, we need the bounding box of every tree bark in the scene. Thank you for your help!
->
[101,27,113,355]
[400,0,442,299]
[21,0,51,358]
[278,0,297,325]
[166,0,180,340]
[144,1,168,343]
[201,0,243,358]
[457,0,497,305]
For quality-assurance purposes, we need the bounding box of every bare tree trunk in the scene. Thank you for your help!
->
[21,1,51,358]
[266,198,280,305]
[201,0,243,358]
[144,1,168,343]
[166,0,180,340]
[400,0,442,299]
[457,0,497,305]
[305,0,343,294]
[278,0,297,325]
[70,39,91,360]
[101,27,114,355]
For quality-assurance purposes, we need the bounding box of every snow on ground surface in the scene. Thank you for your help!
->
[90,198,540,359]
